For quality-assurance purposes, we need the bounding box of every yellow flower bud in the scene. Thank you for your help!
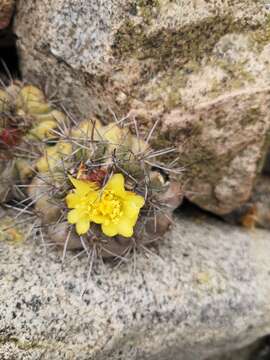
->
[36,141,72,173]
[27,120,58,140]
[16,85,51,116]
[71,119,102,140]
[16,159,34,183]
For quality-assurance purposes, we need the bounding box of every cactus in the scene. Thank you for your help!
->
[0,83,68,200]
[16,85,66,141]
[0,83,183,261]
[28,119,183,258]
[0,159,17,202]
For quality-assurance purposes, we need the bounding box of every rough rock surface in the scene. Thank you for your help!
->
[1,211,270,360]
[207,335,270,360]
[162,89,270,214]
[14,1,270,215]
[0,0,14,29]
[223,175,270,229]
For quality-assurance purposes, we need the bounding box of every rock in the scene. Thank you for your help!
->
[0,0,14,30]
[1,211,270,359]
[262,150,270,175]
[14,1,270,215]
[163,88,270,215]
[14,0,269,117]
[207,336,270,360]
[222,175,270,229]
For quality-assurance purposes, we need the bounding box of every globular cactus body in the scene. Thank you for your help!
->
[1,83,183,259]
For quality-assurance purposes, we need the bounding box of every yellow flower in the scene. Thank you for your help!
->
[93,173,145,237]
[66,173,145,237]
[66,176,99,235]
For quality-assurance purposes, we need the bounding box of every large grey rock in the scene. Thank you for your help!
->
[14,0,270,216]
[1,211,270,359]
[162,89,270,214]
[14,0,269,116]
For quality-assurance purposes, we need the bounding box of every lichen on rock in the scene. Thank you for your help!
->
[14,0,270,217]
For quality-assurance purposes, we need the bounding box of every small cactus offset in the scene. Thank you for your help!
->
[0,82,68,199]
[0,83,183,260]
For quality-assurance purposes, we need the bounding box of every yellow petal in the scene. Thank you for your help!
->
[86,192,100,204]
[65,193,81,208]
[126,192,145,208]
[123,193,145,219]
[122,205,138,221]
[67,208,82,224]
[105,173,125,196]
[76,220,90,235]
[91,212,105,224]
[117,218,134,237]
[101,223,118,237]
[68,175,97,196]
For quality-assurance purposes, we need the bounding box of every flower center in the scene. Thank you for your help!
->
[98,190,123,224]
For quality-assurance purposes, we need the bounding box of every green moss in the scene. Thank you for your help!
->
[152,120,235,204]
[108,0,270,140]
[136,0,160,20]
[112,10,263,70]
[154,60,203,107]
[250,14,270,52]
[0,336,42,351]
[208,60,256,99]
[217,60,254,80]
[111,10,264,114]
[239,106,262,128]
